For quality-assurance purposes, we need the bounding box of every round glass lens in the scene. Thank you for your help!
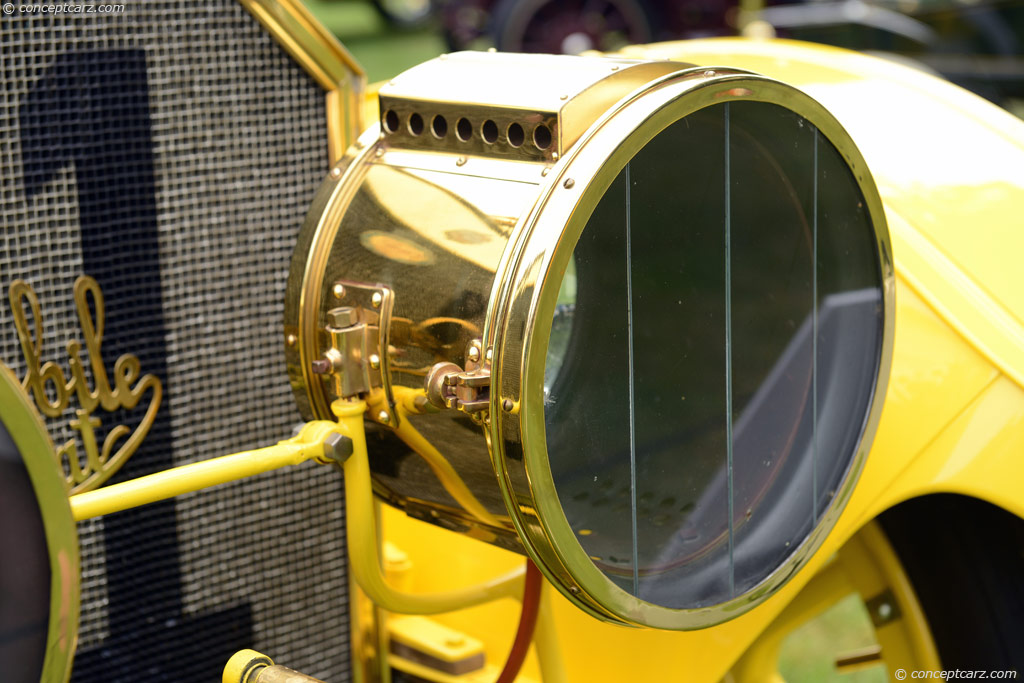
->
[543,101,883,609]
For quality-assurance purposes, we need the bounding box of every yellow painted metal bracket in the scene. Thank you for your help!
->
[336,397,526,614]
[370,387,501,528]
[70,393,523,615]
[69,420,346,521]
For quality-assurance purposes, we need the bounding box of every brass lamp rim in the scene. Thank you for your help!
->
[0,364,80,680]
[485,68,896,629]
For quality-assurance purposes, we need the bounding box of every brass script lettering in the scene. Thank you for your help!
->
[9,276,162,494]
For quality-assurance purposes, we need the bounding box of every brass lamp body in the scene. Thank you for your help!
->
[284,51,893,629]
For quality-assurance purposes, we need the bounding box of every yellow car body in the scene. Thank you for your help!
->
[4,3,1022,678]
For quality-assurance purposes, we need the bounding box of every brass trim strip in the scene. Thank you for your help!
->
[0,364,80,683]
[238,0,367,158]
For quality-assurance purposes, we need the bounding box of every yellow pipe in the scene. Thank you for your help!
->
[69,420,341,521]
[534,582,568,683]
[335,398,525,614]
[374,387,501,527]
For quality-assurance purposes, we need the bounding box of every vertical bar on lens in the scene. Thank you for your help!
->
[724,103,735,598]
[625,162,639,598]
[812,128,819,525]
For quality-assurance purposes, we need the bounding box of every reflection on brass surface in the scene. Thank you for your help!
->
[8,277,162,494]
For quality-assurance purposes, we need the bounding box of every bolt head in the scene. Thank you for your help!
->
[327,307,358,328]
[485,348,493,362]
[285,333,297,348]
[332,283,345,299]
[369,353,381,369]
[322,432,354,463]
[502,398,514,412]
[378,410,391,425]
[371,292,383,308]
[563,178,575,189]
[468,346,480,363]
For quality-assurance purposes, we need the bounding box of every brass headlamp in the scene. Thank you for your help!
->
[285,51,894,630]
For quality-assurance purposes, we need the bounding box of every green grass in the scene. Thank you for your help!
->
[303,0,447,83]
[778,594,888,683]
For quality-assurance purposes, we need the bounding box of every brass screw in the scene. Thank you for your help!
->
[311,358,332,374]
[369,353,381,369]
[285,333,297,348]
[330,166,342,179]
[332,283,345,299]
[563,178,575,189]
[456,156,467,167]
[378,410,391,425]
[468,345,480,363]
[568,586,580,595]
[485,347,493,362]
[541,167,550,177]
[502,398,514,412]
[375,147,384,158]
[704,70,715,77]
[371,292,383,308]
[610,65,619,71]
[327,307,358,328]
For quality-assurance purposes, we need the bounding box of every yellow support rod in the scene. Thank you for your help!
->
[376,387,501,527]
[69,420,343,521]
[334,398,526,614]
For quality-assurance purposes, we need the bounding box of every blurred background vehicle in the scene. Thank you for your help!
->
[309,0,1024,115]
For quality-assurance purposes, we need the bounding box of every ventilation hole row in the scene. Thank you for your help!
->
[382,109,553,151]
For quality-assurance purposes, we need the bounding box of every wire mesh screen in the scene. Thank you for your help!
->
[0,2,350,681]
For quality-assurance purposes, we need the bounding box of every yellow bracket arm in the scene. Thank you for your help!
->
[334,398,525,614]
[370,386,501,527]
[70,394,524,615]
[69,420,346,522]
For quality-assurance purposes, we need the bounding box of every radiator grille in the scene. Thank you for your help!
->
[0,3,350,681]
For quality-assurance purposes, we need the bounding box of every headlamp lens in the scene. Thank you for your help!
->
[543,100,883,608]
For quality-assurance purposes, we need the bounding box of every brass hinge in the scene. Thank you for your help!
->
[425,340,490,416]
[311,281,395,412]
